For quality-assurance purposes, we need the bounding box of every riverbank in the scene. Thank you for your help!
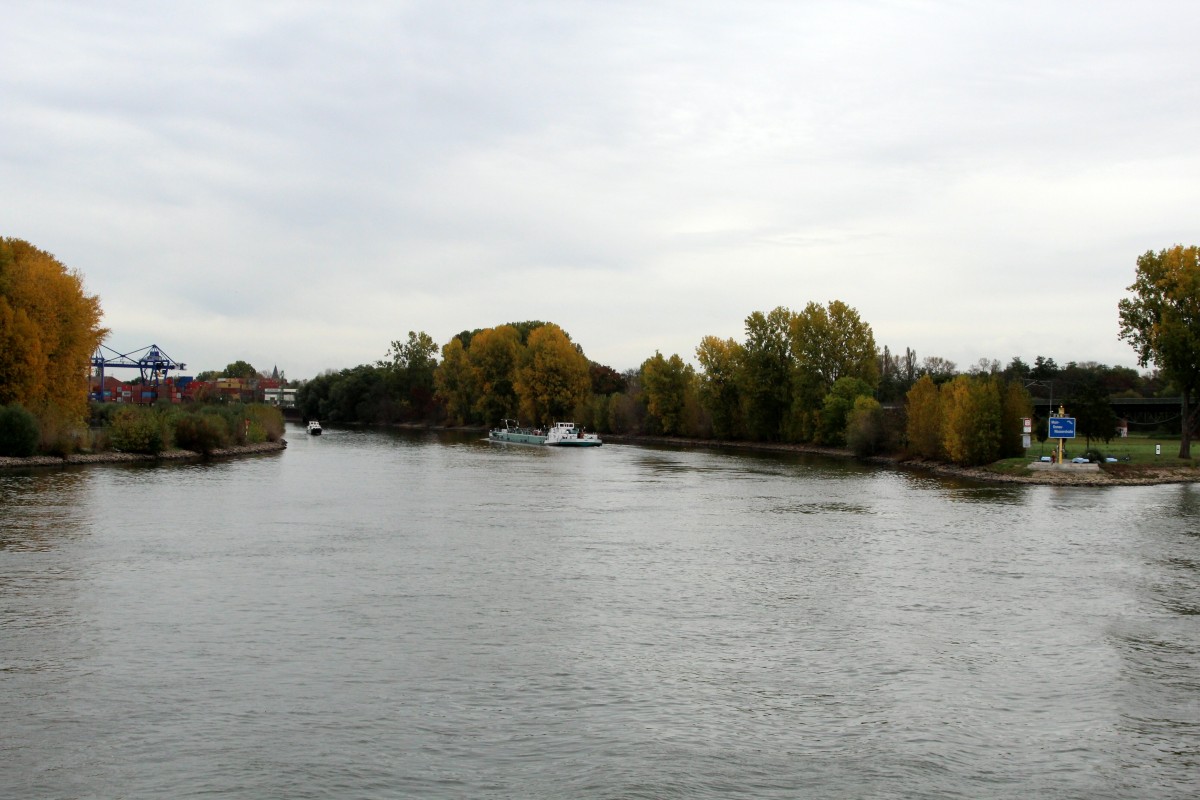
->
[0,440,287,471]
[601,432,1200,486]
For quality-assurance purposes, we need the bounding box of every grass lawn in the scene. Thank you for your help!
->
[984,434,1196,477]
[1015,432,1198,467]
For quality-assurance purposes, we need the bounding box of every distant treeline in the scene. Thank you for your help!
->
[294,303,1163,466]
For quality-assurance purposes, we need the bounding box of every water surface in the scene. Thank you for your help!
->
[2,425,1198,798]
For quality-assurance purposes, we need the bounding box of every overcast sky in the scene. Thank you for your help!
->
[3,1,1198,379]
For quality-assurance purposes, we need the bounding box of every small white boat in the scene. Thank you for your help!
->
[545,421,602,447]
[307,420,323,435]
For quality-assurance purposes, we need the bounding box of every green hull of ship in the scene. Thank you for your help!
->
[489,430,548,445]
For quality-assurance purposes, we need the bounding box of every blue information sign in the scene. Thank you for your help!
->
[1048,417,1076,439]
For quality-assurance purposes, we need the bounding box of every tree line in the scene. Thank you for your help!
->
[297,243,1200,466]
[291,303,1127,466]
[3,234,1196,463]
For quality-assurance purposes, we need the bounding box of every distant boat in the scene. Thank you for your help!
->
[307,420,323,435]
[487,419,601,447]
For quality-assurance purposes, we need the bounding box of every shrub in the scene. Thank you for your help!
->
[0,404,40,457]
[108,406,170,454]
[173,413,231,454]
[37,407,82,457]
[245,404,284,442]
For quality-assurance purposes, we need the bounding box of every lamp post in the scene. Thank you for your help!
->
[1026,380,1054,455]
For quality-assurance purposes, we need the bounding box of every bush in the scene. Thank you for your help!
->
[846,396,886,457]
[245,404,284,442]
[173,413,231,454]
[0,404,40,457]
[108,406,171,454]
[37,407,82,457]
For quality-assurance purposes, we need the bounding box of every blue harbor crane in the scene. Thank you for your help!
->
[91,344,187,401]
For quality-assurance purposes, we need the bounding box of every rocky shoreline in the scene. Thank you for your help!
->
[0,439,287,471]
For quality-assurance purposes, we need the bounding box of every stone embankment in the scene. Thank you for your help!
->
[0,440,287,471]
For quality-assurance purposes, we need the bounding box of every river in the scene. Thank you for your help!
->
[2,424,1198,798]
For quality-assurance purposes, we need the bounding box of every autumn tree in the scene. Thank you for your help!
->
[1118,245,1200,458]
[998,379,1033,458]
[588,362,626,396]
[0,238,107,434]
[468,325,523,424]
[434,337,476,425]
[696,335,743,439]
[941,376,1001,466]
[905,375,943,459]
[514,323,591,425]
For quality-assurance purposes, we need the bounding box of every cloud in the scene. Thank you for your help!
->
[3,1,1198,377]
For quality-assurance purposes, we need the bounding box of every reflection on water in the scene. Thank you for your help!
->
[0,469,91,551]
[1,429,1199,798]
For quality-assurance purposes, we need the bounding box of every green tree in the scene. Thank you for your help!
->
[695,335,743,439]
[223,360,257,379]
[790,300,879,396]
[514,323,591,425]
[738,307,793,441]
[846,396,887,457]
[640,352,694,436]
[790,300,878,442]
[387,331,438,379]
[920,356,958,383]
[1067,373,1119,448]
[1118,245,1200,458]
[815,376,874,447]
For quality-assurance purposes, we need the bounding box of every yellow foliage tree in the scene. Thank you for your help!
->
[434,337,475,425]
[514,323,590,425]
[468,325,523,424]
[904,374,943,459]
[940,375,1001,466]
[0,238,106,428]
